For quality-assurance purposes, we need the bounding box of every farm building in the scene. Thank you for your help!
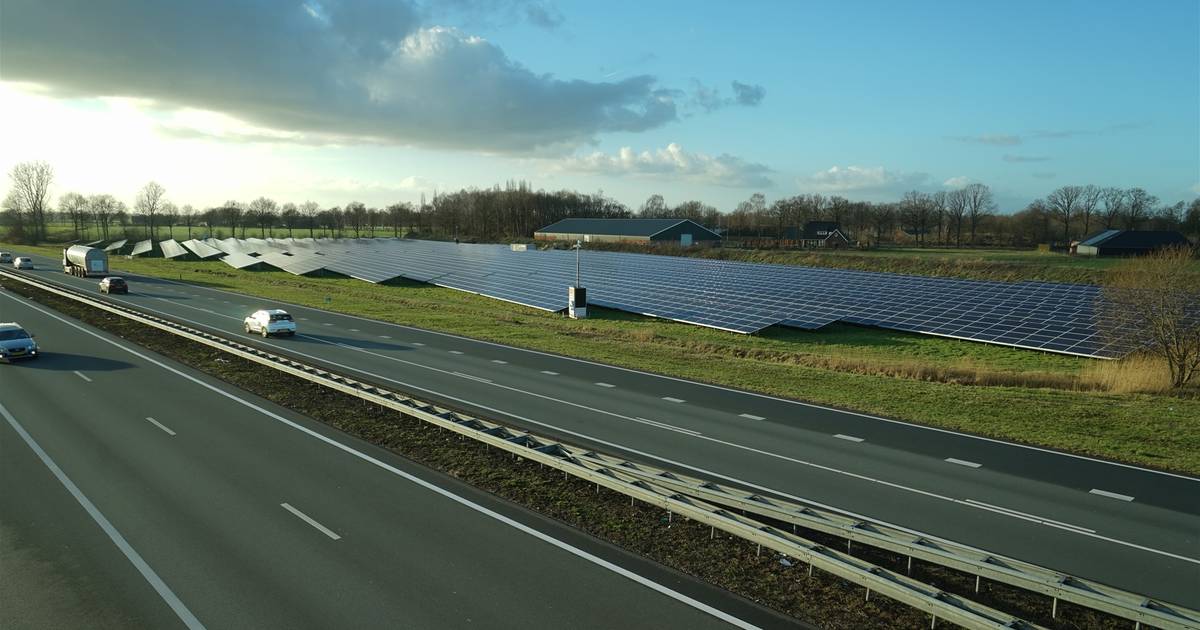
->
[787,221,851,248]
[1073,230,1191,256]
[534,218,721,246]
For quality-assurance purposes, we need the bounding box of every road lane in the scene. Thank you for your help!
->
[0,287,776,629]
[7,255,1199,606]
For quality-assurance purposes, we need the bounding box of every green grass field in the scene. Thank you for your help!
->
[6,240,1196,474]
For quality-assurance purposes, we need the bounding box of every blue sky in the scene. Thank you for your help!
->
[1,0,1196,212]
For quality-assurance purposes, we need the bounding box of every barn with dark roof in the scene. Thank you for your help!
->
[534,218,721,246]
[1073,230,1191,256]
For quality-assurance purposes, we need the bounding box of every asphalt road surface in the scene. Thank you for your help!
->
[5,253,1199,607]
[0,284,792,629]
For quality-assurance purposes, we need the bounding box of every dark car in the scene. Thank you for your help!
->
[99,276,128,294]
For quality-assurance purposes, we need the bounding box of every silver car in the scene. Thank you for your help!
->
[0,322,39,361]
[12,257,33,269]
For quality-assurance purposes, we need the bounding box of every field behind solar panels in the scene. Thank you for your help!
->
[8,240,1196,474]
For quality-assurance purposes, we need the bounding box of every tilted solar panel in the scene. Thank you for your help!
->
[129,239,153,256]
[159,239,188,259]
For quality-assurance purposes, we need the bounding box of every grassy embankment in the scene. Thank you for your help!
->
[5,240,1196,474]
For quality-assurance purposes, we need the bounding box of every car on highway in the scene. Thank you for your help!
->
[0,252,12,264]
[12,257,33,269]
[0,322,39,361]
[244,309,297,337]
[99,276,129,294]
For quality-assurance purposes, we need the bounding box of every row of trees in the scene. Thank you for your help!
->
[5,161,1199,247]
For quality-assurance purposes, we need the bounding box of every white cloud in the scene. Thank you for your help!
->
[555,143,773,188]
[942,175,974,188]
[0,2,679,152]
[1191,182,1200,195]
[799,166,928,193]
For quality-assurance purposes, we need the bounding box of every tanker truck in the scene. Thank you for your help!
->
[62,245,109,277]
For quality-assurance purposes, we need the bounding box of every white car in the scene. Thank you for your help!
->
[244,309,297,337]
[12,257,33,269]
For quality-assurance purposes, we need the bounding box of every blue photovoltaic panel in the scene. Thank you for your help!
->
[180,238,1134,358]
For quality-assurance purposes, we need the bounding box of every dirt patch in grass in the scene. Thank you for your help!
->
[2,275,1151,630]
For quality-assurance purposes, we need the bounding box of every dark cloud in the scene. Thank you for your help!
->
[523,3,564,29]
[1003,154,1051,163]
[949,134,1023,146]
[731,81,765,106]
[0,0,675,152]
[687,80,766,113]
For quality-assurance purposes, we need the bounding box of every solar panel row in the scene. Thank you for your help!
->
[128,239,153,257]
[159,239,188,259]
[153,237,1129,358]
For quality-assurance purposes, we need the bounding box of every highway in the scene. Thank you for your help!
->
[6,252,1200,607]
[0,282,785,629]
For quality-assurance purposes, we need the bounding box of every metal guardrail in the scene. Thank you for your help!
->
[4,269,1197,630]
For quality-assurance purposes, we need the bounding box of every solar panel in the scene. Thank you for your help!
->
[129,239,153,256]
[83,239,104,246]
[219,252,263,269]
[104,239,128,252]
[181,239,224,259]
[257,251,329,275]
[159,239,188,259]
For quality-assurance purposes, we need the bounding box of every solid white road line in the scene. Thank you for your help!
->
[2,296,755,629]
[19,289,1190,567]
[452,371,493,384]
[36,263,1200,483]
[662,397,685,403]
[595,382,616,388]
[964,499,1096,534]
[738,414,765,421]
[945,458,982,469]
[146,417,177,436]
[634,417,701,437]
[0,402,206,630]
[280,503,342,540]
[541,370,559,376]
[73,370,92,383]
[1090,489,1135,502]
[834,434,865,443]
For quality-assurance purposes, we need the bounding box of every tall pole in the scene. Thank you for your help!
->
[575,240,581,288]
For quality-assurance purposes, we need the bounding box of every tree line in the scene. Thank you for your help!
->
[4,161,1198,247]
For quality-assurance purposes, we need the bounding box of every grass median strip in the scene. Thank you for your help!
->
[0,274,1145,630]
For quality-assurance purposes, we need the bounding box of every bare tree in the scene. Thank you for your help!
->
[1099,188,1126,229]
[7,161,54,243]
[946,188,967,247]
[1123,188,1157,229]
[345,201,367,237]
[136,181,167,240]
[1078,185,1103,236]
[1046,185,1083,242]
[280,202,299,237]
[161,201,179,240]
[900,191,932,245]
[179,204,197,239]
[962,183,995,246]
[929,191,947,244]
[1102,247,1200,388]
[248,197,278,238]
[59,192,89,240]
[87,194,120,240]
[299,201,320,238]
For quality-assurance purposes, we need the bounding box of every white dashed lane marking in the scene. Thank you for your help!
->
[449,350,464,355]
[541,370,559,376]
[945,458,982,469]
[594,382,616,388]
[738,413,765,421]
[662,397,685,403]
[280,503,341,540]
[145,417,176,436]
[834,434,864,443]
[491,359,507,364]
[1090,489,1135,502]
[73,371,92,383]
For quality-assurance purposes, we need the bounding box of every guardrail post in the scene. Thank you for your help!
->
[906,556,913,575]
[929,614,936,629]
[1051,596,1058,619]
[865,587,870,602]
[974,575,980,593]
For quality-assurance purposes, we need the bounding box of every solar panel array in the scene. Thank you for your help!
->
[104,239,128,252]
[146,237,1131,358]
